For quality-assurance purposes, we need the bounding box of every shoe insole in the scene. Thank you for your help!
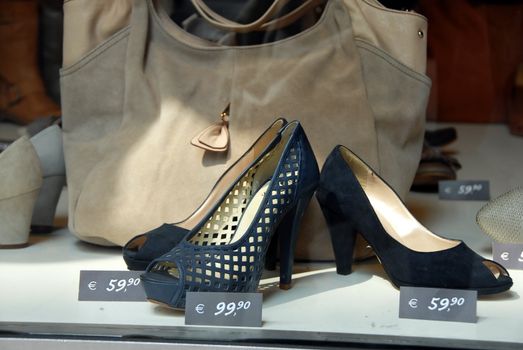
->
[365,172,459,253]
[180,120,284,229]
[366,175,507,278]
[230,181,271,244]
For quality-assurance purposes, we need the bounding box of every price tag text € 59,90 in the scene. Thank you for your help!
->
[399,287,477,323]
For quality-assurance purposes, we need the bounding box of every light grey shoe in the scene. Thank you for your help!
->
[477,187,523,244]
[29,124,66,233]
[0,136,42,248]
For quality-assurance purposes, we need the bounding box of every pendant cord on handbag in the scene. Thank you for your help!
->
[191,104,230,152]
[191,0,326,33]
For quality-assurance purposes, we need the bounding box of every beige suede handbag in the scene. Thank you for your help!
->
[60,0,430,260]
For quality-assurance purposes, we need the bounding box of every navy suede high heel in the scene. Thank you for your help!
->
[123,118,287,270]
[141,121,319,309]
[316,145,512,295]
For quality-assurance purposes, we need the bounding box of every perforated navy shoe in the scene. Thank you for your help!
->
[141,121,319,309]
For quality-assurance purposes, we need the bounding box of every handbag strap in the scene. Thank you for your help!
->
[190,0,325,33]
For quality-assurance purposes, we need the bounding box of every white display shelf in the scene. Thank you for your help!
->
[0,123,522,349]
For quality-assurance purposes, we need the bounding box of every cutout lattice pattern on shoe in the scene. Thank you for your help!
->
[189,163,261,247]
[150,143,301,304]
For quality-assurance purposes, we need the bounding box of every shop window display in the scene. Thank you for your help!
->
[1,1,522,349]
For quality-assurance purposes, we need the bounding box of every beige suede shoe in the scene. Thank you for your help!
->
[0,136,42,248]
[477,187,523,244]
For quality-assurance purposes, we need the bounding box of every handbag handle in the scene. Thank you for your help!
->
[190,0,325,33]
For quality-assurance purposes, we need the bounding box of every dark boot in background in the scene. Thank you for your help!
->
[509,63,523,136]
[38,0,63,105]
[0,0,60,125]
[411,128,462,193]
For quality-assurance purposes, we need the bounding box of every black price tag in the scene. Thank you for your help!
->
[399,287,477,323]
[492,243,523,270]
[78,270,146,302]
[439,180,490,201]
[185,292,262,327]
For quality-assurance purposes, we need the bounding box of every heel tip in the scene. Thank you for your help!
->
[336,267,352,275]
[31,225,54,234]
[279,282,292,290]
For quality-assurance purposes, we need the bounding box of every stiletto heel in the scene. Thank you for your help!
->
[278,190,315,290]
[317,204,357,275]
[141,121,319,309]
[264,232,278,271]
[317,145,512,295]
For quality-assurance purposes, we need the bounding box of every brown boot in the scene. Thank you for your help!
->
[509,63,523,136]
[0,0,60,125]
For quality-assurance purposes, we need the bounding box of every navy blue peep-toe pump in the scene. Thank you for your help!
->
[141,121,319,309]
[316,145,512,295]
